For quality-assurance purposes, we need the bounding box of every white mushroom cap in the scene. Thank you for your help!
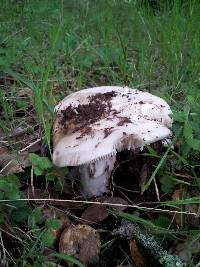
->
[53,86,172,167]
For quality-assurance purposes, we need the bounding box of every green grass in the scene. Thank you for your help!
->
[0,0,199,89]
[1,0,200,266]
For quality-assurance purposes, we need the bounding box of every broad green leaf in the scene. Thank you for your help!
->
[12,206,32,223]
[28,208,42,228]
[46,173,55,181]
[46,218,61,230]
[0,179,12,192]
[186,138,200,151]
[34,166,43,176]
[40,157,52,169]
[173,111,186,122]
[5,189,20,200]
[29,153,53,175]
[160,175,177,194]
[9,175,20,187]
[42,229,55,247]
[183,121,193,140]
[32,208,42,224]
[29,153,43,167]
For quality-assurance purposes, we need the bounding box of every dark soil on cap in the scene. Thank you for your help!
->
[61,91,116,131]
[59,91,133,139]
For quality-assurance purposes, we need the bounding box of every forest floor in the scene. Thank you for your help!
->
[0,1,200,266]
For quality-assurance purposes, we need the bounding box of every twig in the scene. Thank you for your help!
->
[30,166,35,197]
[172,173,195,180]
[0,198,198,217]
[154,178,160,202]
[0,159,14,174]
[19,138,42,153]
[0,231,6,261]
[116,187,136,205]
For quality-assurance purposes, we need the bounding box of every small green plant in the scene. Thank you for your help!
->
[174,104,200,155]
[0,174,31,224]
[29,153,53,176]
[29,153,68,190]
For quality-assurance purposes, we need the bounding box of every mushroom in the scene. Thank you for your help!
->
[53,86,172,197]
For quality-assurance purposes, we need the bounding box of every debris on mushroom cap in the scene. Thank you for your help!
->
[53,86,172,166]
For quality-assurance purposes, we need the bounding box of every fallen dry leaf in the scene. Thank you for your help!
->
[80,204,107,224]
[80,196,128,224]
[59,224,101,266]
[0,145,27,176]
[101,196,128,209]
[0,132,40,176]
[130,239,147,267]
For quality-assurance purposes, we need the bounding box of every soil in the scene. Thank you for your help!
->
[60,91,116,132]
[59,91,133,140]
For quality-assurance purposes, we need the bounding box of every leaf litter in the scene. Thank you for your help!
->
[0,75,199,266]
[0,78,43,176]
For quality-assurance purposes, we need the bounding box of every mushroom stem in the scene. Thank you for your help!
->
[77,156,116,197]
